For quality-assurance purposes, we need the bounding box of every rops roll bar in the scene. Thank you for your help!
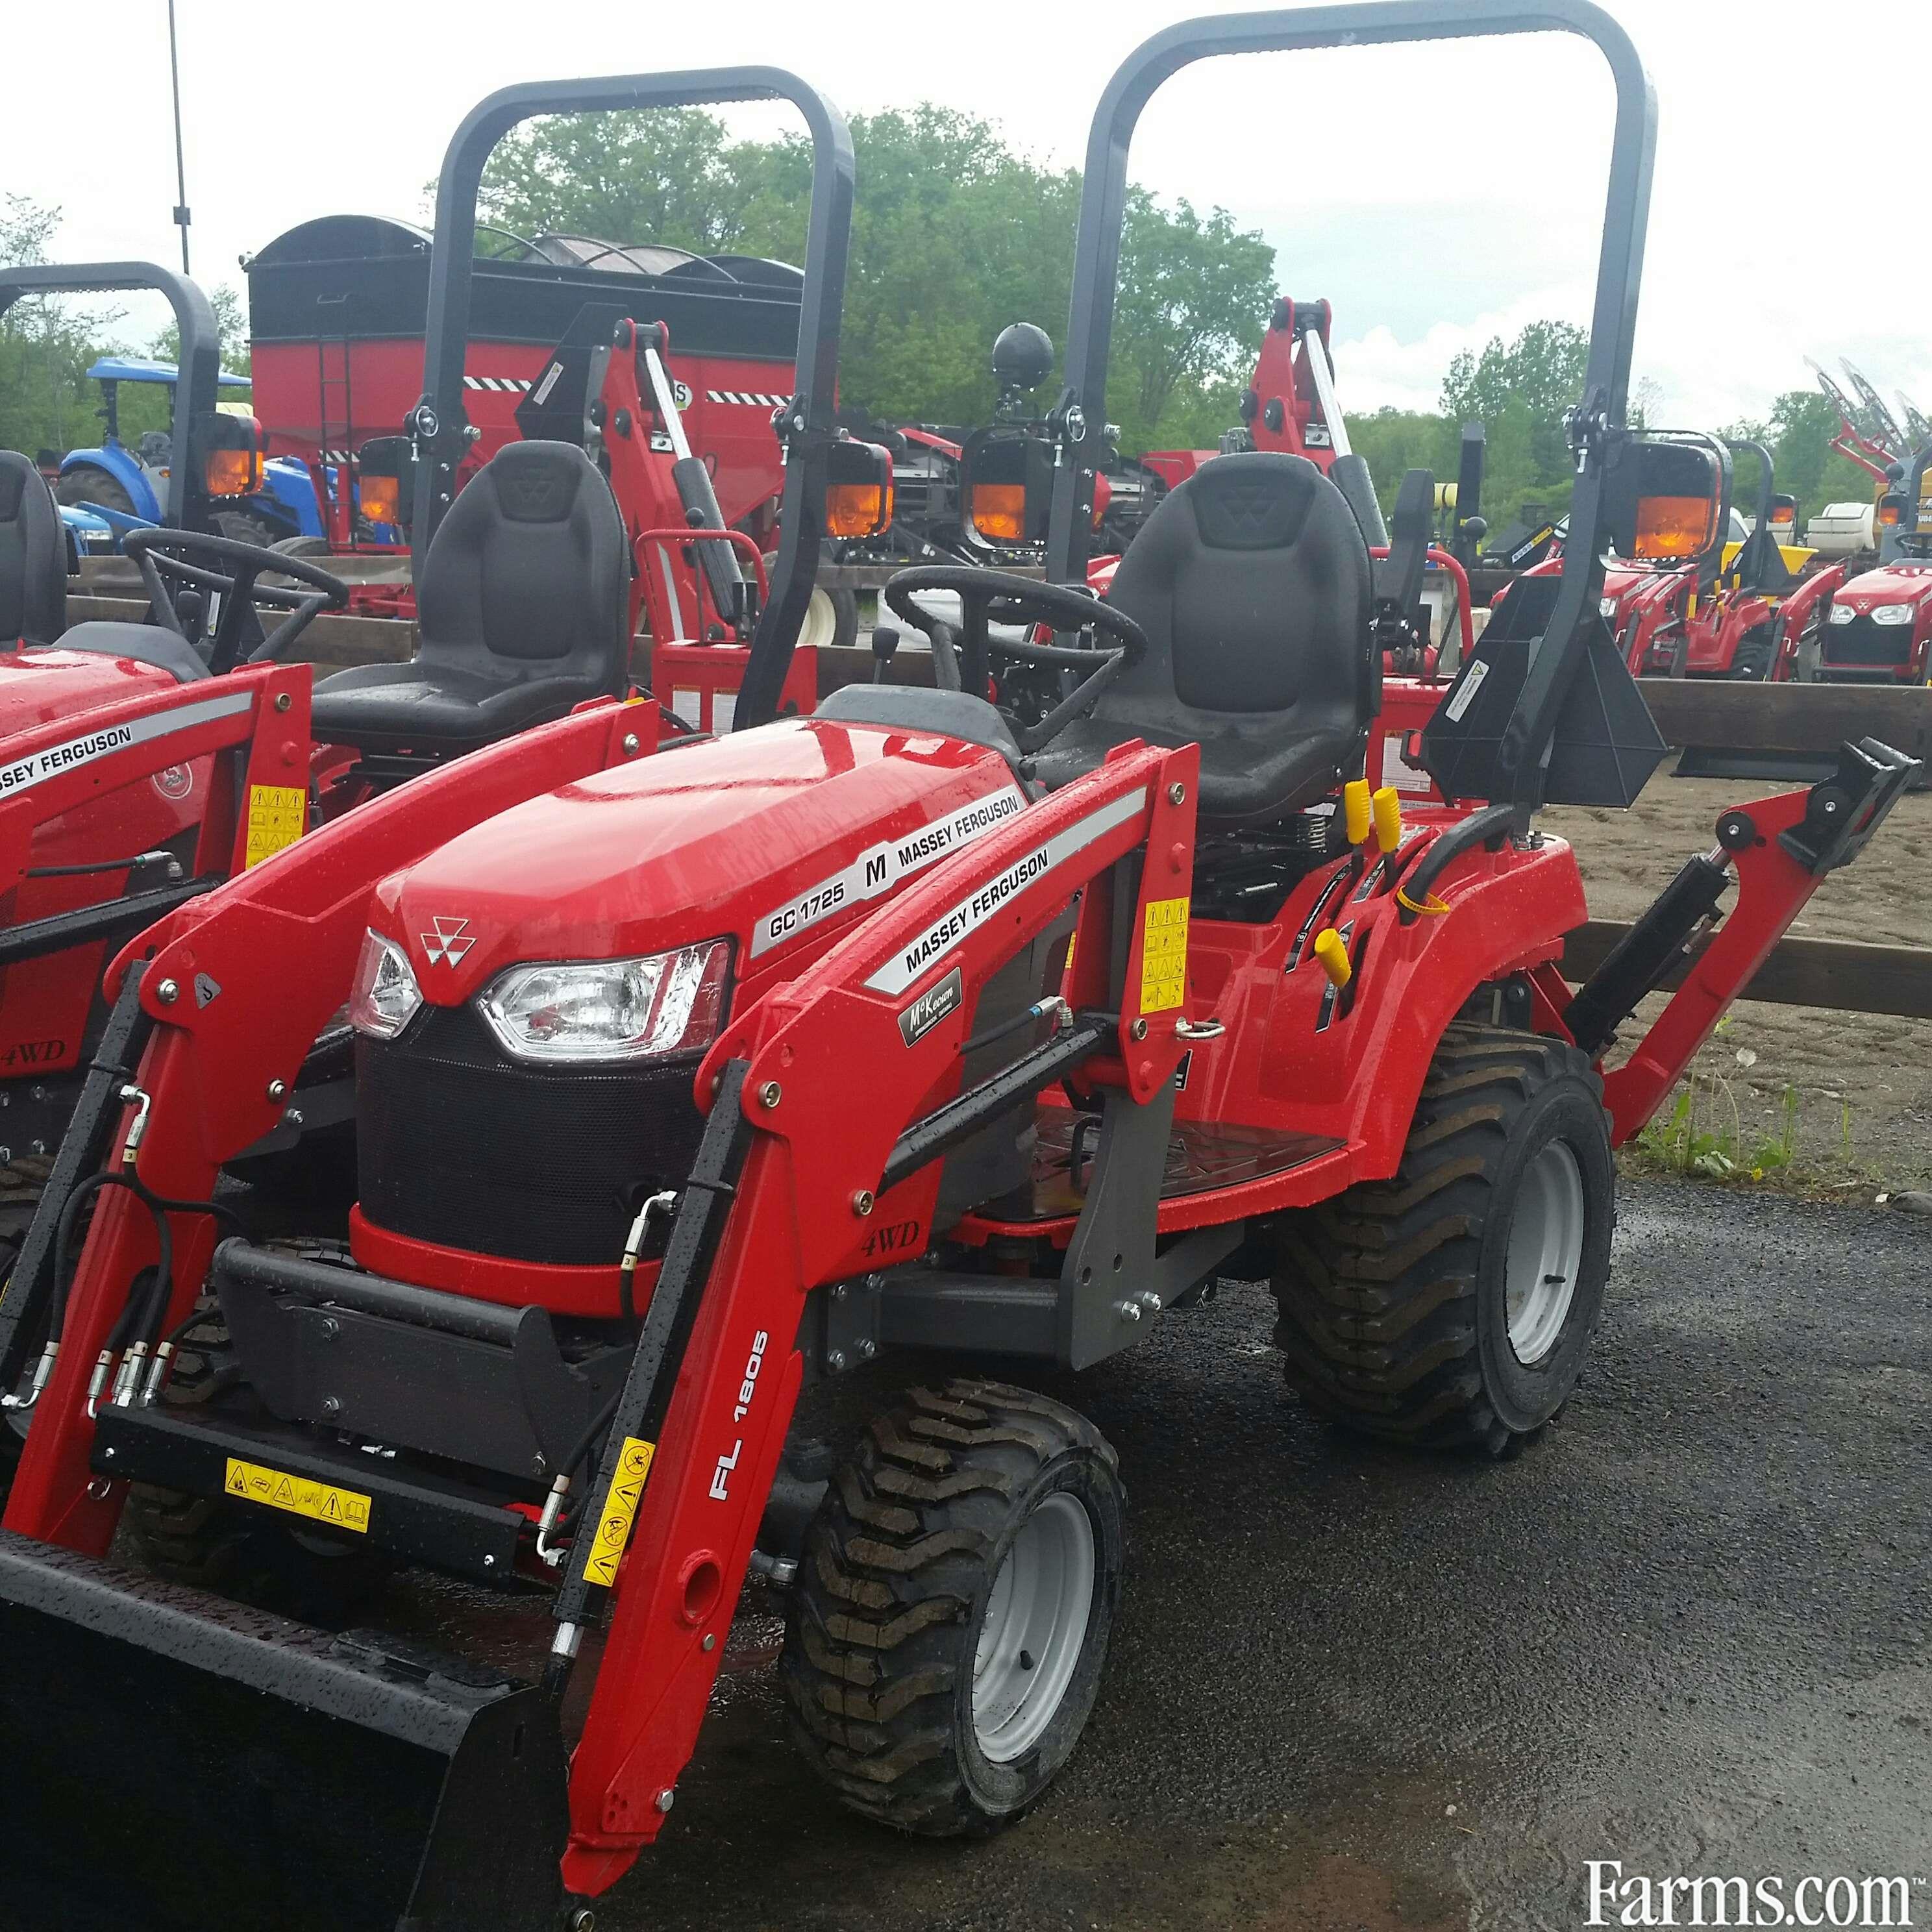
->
[408,68,856,729]
[1048,0,1657,815]
[0,262,221,530]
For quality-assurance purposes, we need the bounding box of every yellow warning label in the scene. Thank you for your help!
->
[223,1457,371,1534]
[580,1437,656,1588]
[1139,896,1189,1014]
[243,784,306,869]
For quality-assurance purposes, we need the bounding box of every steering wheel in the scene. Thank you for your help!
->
[882,565,1147,756]
[122,528,351,675]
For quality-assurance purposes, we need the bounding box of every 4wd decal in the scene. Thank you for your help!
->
[898,967,963,1046]
[862,1219,923,1259]
[865,787,1146,998]
[0,690,251,800]
[751,783,1025,960]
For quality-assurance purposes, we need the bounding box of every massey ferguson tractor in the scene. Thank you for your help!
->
[0,12,1917,1932]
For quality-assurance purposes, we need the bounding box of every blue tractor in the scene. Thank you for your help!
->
[53,354,322,549]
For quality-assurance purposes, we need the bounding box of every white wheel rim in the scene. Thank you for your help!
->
[972,1491,1095,1763]
[794,586,839,650]
[1504,1139,1587,1365]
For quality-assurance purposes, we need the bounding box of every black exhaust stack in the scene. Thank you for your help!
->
[0,1533,569,1932]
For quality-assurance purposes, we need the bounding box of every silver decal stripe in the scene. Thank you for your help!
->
[0,689,254,801]
[865,787,1148,997]
[750,784,1026,961]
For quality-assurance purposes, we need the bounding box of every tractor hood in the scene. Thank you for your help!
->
[371,715,1028,1004]
[0,646,182,736]
[1833,562,1932,613]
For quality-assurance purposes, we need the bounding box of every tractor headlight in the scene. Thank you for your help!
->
[477,940,730,1065]
[1870,602,1914,626]
[348,929,423,1040]
[1829,602,1857,625]
[1598,595,1620,620]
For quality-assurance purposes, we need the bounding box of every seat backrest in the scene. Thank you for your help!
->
[415,441,628,688]
[1102,451,1374,734]
[0,450,68,645]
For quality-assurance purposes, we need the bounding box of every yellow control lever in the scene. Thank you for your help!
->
[1371,786,1402,853]
[1313,928,1352,989]
[1343,779,1371,845]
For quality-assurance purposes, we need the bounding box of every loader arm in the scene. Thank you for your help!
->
[554,739,1198,1894]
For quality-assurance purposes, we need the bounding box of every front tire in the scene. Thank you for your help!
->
[55,465,136,517]
[1272,1024,1615,1455]
[782,1378,1124,1834]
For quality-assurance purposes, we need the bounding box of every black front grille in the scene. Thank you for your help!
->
[356,1006,707,1265]
[1823,615,1913,669]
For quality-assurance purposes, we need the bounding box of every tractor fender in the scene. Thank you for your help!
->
[58,446,162,524]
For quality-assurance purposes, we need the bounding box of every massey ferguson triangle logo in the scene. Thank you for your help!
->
[420,916,476,967]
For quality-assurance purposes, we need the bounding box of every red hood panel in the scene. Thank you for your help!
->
[0,647,180,734]
[374,717,1028,1002]
[1835,562,1932,611]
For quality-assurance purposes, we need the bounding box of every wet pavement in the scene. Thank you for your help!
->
[562,1179,1932,1931]
[406,1177,1932,1929]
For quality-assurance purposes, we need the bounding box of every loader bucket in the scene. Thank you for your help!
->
[0,1531,569,1932]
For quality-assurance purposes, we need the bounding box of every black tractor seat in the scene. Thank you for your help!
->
[1032,452,1375,824]
[309,441,630,756]
[0,450,68,646]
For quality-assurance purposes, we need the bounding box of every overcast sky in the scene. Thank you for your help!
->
[7,0,1929,433]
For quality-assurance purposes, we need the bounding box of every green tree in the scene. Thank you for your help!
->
[148,282,249,371]
[1758,389,1885,515]
[1109,191,1273,450]
[1439,319,1592,525]
[0,194,125,462]
[467,104,1272,452]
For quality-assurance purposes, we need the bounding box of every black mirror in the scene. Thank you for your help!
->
[960,428,1052,547]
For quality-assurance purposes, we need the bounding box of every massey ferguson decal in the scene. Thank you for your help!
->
[898,966,963,1046]
[866,788,1147,998]
[419,917,477,966]
[751,784,1025,960]
[0,691,251,800]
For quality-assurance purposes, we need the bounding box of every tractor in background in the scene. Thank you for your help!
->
[53,354,252,542]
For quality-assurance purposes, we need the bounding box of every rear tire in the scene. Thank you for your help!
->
[210,508,279,547]
[782,1378,1124,1835]
[763,550,858,652]
[1272,1024,1615,1455]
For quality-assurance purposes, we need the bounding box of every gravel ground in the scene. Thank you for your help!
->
[528,1178,1931,1931]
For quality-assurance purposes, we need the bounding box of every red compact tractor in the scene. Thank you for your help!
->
[0,12,1917,1932]
[0,136,871,1332]
[1613,436,1824,680]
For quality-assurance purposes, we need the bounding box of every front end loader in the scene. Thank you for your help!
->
[0,10,1918,1932]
